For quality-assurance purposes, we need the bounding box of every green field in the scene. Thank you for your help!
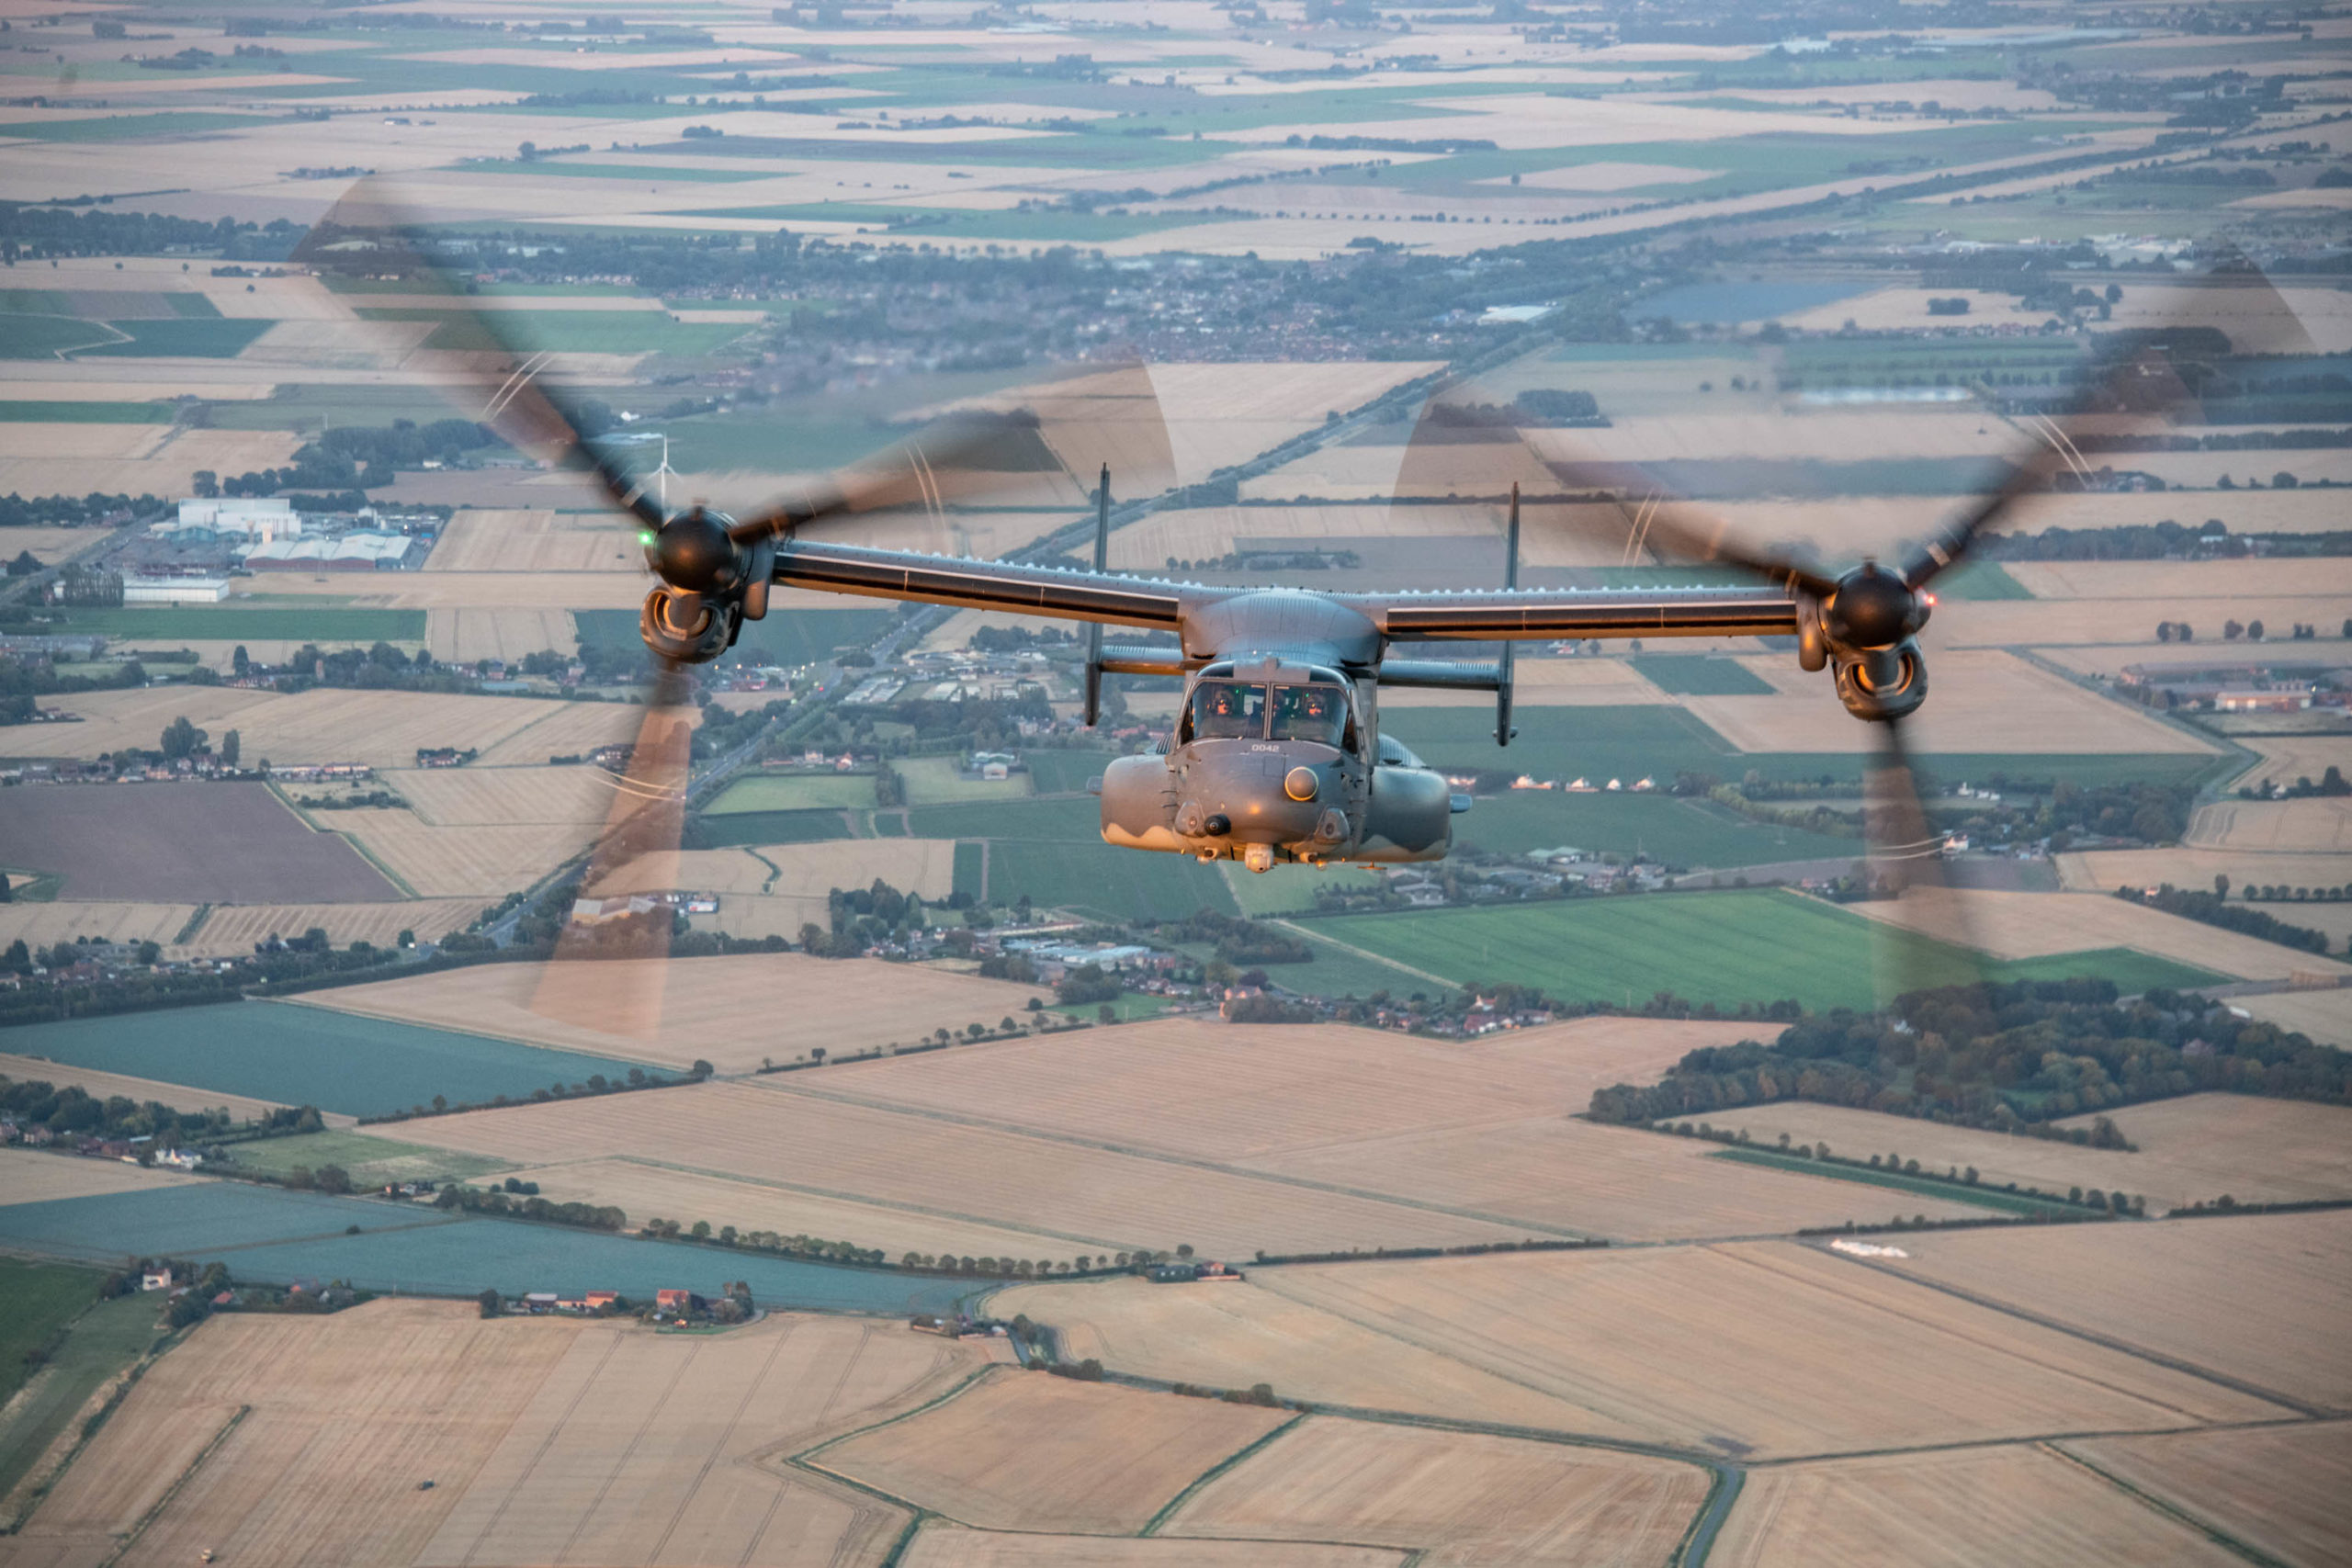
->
[705,773,876,814]
[0,1268,163,1500]
[216,1129,510,1186]
[75,318,275,358]
[0,313,124,358]
[1023,749,1114,795]
[0,1002,661,1119]
[975,838,1237,921]
[684,807,852,848]
[1454,790,1858,870]
[49,607,426,642]
[0,400,175,423]
[1708,1146,2082,1218]
[1273,922,1441,998]
[1303,889,2222,1011]
[1631,655,1774,696]
[896,754,1033,807]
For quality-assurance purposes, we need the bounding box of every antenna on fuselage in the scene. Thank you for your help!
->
[1497,482,1520,749]
[1083,462,1109,728]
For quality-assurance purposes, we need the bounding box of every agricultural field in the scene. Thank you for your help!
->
[0,900,197,955]
[324,808,598,897]
[2187,797,2352,854]
[424,606,578,665]
[5,1299,987,1568]
[991,1274,1634,1436]
[424,509,643,575]
[305,953,1048,1074]
[1708,1444,2249,1568]
[1881,1211,2352,1409]
[2,1000,661,1121]
[799,1015,1759,1166]
[706,772,880,814]
[0,1053,288,1127]
[1302,890,2222,1013]
[1844,887,2346,984]
[2235,988,2352,1049]
[0,1146,200,1207]
[1161,1418,1709,1566]
[2064,1424,2352,1568]
[0,1280,165,1515]
[1242,1243,2284,1457]
[1449,789,1860,869]
[1700,1094,2352,1215]
[0,784,396,904]
[820,1368,1291,1535]
[28,685,640,773]
[390,1077,1544,1262]
[899,1532,1405,1567]
[896,754,1035,807]
[214,1129,508,1188]
[180,898,481,957]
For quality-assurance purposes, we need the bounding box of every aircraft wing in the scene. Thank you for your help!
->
[1353,586,1801,643]
[775,537,1192,629]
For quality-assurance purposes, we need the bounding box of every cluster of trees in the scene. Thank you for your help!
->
[0,651,148,725]
[1980,520,2337,563]
[2118,884,2331,954]
[0,1074,242,1147]
[434,1184,625,1230]
[0,491,162,526]
[1662,1117,2144,1213]
[1148,908,1315,965]
[1589,979,2348,1132]
[0,206,301,262]
[797,876,927,955]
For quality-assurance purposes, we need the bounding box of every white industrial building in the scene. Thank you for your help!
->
[120,575,231,604]
[243,534,421,572]
[159,497,300,544]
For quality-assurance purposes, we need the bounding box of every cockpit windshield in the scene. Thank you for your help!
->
[1187,680,1269,741]
[1270,682,1349,747]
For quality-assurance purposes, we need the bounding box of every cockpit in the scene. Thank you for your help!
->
[1180,665,1358,751]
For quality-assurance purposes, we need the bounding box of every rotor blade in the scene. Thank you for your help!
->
[728,357,1182,560]
[1860,714,1992,1014]
[289,178,665,530]
[1902,243,2315,590]
[1387,378,1835,595]
[527,659,695,1042]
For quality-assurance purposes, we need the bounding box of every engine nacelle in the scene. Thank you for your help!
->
[640,584,736,665]
[1832,638,1928,723]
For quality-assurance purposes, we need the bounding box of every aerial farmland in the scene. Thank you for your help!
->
[1,0,2349,1563]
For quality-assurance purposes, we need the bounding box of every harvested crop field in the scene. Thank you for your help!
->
[0,783,396,903]
[1247,1115,2003,1240]
[1698,1095,2352,1214]
[2003,559,2352,602]
[0,899,196,953]
[0,1145,199,1205]
[392,1077,1542,1260]
[1160,1417,1708,1565]
[2186,797,2352,853]
[2055,846,2352,910]
[820,1368,1291,1534]
[424,509,642,574]
[1880,1210,2352,1408]
[1844,887,2346,983]
[2064,1423,2352,1568]
[390,764,618,827]
[1247,1242,2284,1456]
[326,810,594,897]
[1679,651,2215,756]
[494,1156,1077,1262]
[6,1299,981,1568]
[999,1274,1640,1435]
[306,953,1056,1073]
[0,423,301,499]
[0,1053,288,1125]
[177,899,481,957]
[899,1530,1406,1567]
[2235,988,2352,1048]
[1709,1443,2247,1568]
[804,1015,1762,1164]
[36,686,638,773]
[424,607,578,665]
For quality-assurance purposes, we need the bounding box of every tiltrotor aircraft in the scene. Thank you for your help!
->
[297,190,2250,898]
